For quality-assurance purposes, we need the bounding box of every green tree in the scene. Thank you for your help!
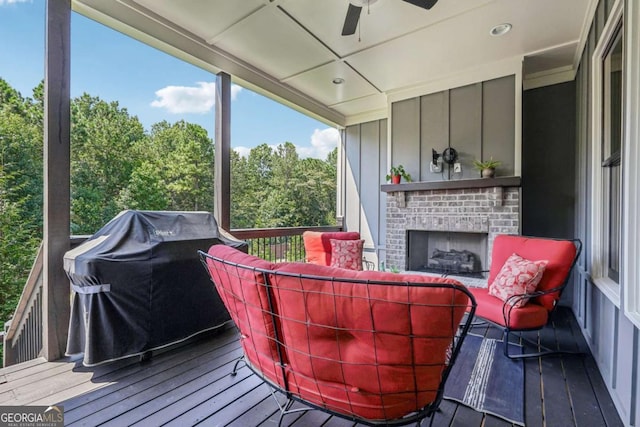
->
[70,94,146,233]
[230,150,255,228]
[0,171,39,326]
[230,143,337,229]
[0,81,43,233]
[0,78,26,116]
[115,160,168,211]
[292,155,337,225]
[120,120,215,212]
[230,143,274,228]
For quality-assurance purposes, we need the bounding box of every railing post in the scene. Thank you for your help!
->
[43,0,71,361]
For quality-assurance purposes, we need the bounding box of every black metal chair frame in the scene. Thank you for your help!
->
[199,250,477,427]
[452,237,583,359]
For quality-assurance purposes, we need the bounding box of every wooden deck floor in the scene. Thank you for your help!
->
[0,307,623,426]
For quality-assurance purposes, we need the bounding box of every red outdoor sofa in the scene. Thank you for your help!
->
[200,244,476,426]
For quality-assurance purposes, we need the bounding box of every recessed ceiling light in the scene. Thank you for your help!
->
[490,23,512,37]
[332,78,345,85]
[350,0,380,6]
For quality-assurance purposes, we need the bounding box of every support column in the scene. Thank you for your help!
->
[215,72,231,230]
[43,0,71,361]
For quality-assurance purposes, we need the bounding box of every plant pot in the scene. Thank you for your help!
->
[481,168,496,178]
[391,174,401,184]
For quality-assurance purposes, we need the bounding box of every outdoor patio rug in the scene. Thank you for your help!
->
[444,334,524,426]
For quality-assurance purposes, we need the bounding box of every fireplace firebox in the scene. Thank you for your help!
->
[407,230,488,276]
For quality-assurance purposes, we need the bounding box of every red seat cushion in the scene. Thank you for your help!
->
[205,245,285,387]
[270,262,469,420]
[469,287,549,330]
[488,235,576,311]
[303,231,361,266]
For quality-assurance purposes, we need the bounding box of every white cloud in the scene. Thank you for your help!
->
[151,82,243,114]
[234,146,251,158]
[0,0,31,5]
[234,128,339,160]
[298,128,340,159]
[230,84,243,100]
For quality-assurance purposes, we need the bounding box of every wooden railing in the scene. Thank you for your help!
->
[3,243,44,367]
[3,236,88,367]
[2,226,340,367]
[230,225,341,262]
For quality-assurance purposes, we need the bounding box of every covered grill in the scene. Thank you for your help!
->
[64,210,247,366]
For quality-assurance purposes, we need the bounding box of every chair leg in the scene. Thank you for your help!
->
[503,328,584,359]
[231,355,245,376]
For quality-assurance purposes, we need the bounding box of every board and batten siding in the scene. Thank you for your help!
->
[341,119,387,268]
[574,0,640,425]
[390,75,515,182]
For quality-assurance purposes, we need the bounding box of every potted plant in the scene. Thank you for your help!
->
[473,157,501,178]
[386,165,412,184]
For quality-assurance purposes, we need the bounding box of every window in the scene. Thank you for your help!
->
[591,4,624,305]
[602,25,623,284]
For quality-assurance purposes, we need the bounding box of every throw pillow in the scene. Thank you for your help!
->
[329,239,364,271]
[489,253,548,308]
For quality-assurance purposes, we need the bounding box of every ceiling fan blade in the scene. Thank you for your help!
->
[342,4,362,36]
[402,0,438,10]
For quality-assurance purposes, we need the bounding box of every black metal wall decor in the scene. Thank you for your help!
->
[442,147,458,165]
[432,148,441,165]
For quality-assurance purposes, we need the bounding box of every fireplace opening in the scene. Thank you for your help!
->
[406,231,488,277]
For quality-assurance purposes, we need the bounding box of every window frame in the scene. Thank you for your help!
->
[623,0,640,329]
[590,0,624,307]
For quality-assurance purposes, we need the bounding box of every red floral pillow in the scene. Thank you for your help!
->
[329,239,364,271]
[489,253,548,308]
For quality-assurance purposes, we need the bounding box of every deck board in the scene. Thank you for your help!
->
[60,331,239,414]
[0,307,624,427]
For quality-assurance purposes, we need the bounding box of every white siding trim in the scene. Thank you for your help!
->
[623,0,640,329]
[344,108,388,127]
[523,66,576,91]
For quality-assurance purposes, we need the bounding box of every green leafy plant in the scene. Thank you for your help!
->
[385,165,412,182]
[472,157,501,171]
[388,265,400,273]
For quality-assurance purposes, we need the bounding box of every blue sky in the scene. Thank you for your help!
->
[0,0,339,159]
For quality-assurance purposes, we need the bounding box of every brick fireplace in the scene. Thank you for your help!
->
[383,178,521,274]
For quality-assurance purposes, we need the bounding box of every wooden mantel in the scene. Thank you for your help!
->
[380,176,521,193]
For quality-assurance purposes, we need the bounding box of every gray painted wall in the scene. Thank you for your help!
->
[522,81,577,307]
[574,0,639,425]
[522,81,576,239]
[342,119,387,268]
[391,76,515,182]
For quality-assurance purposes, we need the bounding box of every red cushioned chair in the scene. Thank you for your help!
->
[302,230,374,270]
[467,235,582,359]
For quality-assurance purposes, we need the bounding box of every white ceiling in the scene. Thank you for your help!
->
[73,0,595,126]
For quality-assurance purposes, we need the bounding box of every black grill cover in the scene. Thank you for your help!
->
[64,210,247,366]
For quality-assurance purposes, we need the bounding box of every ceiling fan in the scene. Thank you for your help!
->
[342,0,439,36]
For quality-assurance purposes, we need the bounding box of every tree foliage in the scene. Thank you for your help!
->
[70,94,146,233]
[0,77,338,332]
[230,142,337,229]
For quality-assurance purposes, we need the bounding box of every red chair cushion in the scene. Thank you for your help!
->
[270,262,469,420]
[488,235,576,311]
[205,245,285,387]
[470,287,549,330]
[303,231,361,266]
